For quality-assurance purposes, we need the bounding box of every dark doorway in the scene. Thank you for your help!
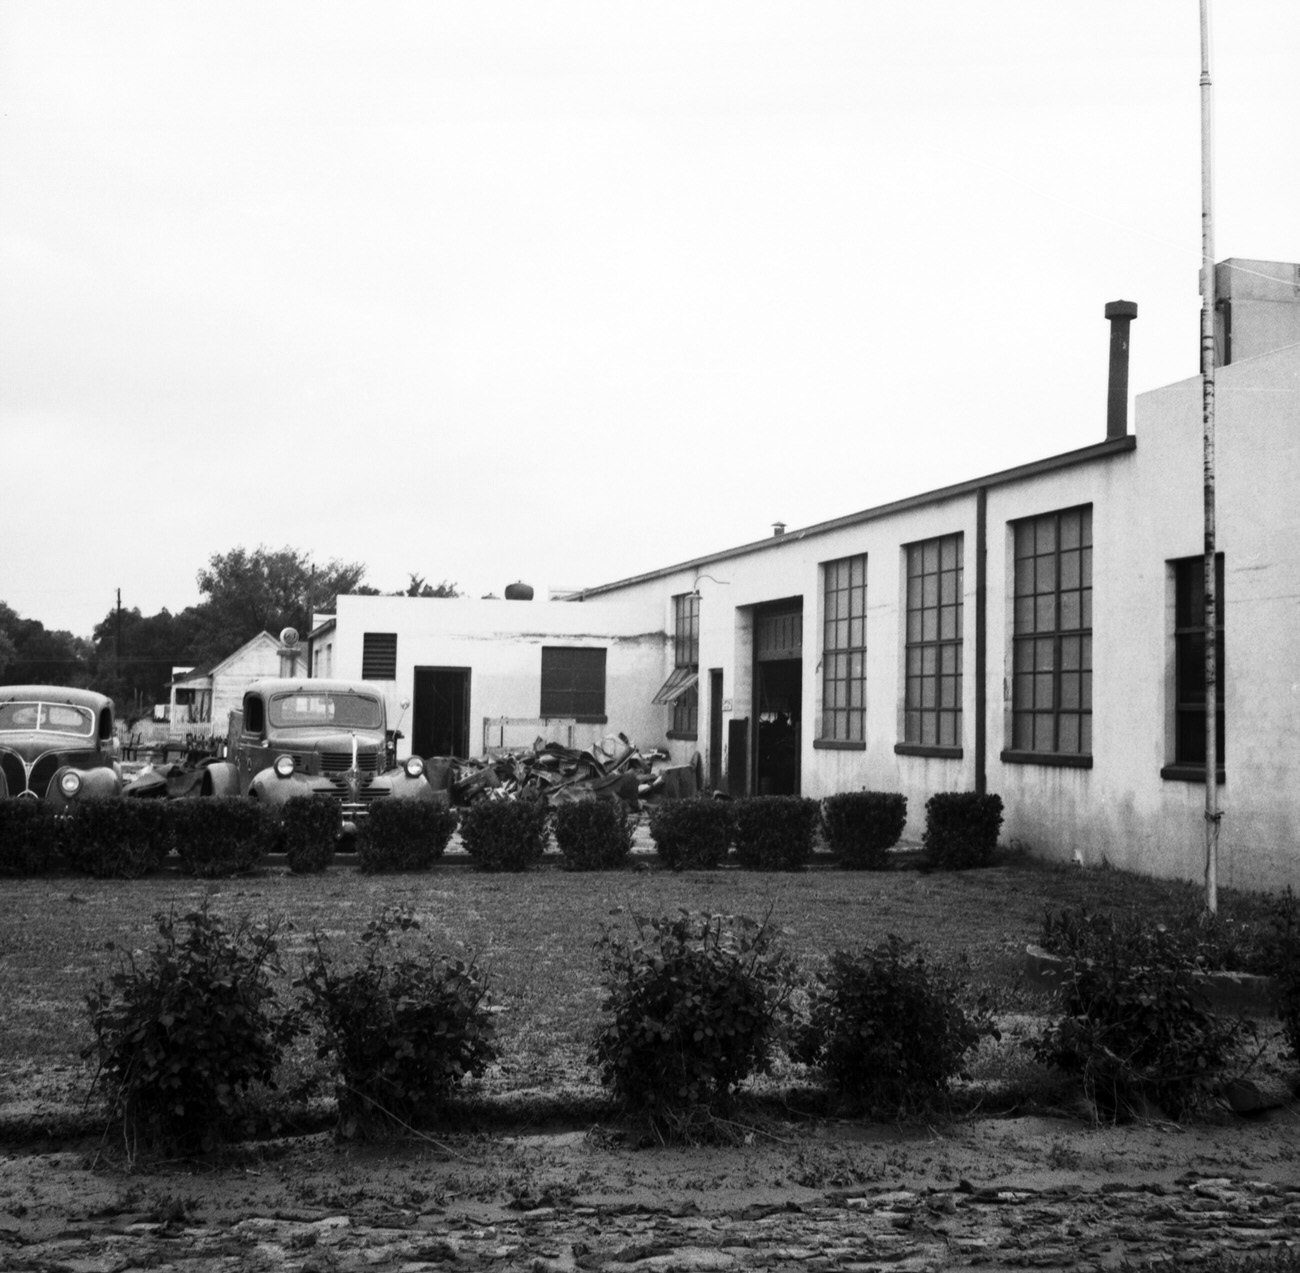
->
[708,669,724,790]
[755,659,801,795]
[412,667,471,759]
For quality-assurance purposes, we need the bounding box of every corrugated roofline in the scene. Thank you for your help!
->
[574,435,1136,599]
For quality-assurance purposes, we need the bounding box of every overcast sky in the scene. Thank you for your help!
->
[2,1,1297,638]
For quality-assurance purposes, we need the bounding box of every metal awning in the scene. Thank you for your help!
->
[652,667,699,704]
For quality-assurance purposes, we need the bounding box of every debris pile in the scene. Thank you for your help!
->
[447,733,694,808]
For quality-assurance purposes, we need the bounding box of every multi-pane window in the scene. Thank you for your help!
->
[904,533,963,747]
[1173,555,1225,767]
[540,647,606,719]
[1011,506,1092,756]
[361,632,397,680]
[672,592,699,735]
[821,553,867,742]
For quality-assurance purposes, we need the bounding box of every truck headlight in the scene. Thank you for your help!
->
[59,771,83,798]
[273,754,296,778]
[403,756,426,779]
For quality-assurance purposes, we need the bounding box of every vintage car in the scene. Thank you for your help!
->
[0,685,123,805]
[199,678,438,828]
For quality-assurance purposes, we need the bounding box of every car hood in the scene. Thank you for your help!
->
[0,735,101,764]
[268,727,387,752]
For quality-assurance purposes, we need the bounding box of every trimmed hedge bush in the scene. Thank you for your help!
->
[922,791,1004,869]
[64,799,173,878]
[458,794,550,872]
[282,796,341,873]
[296,908,497,1136]
[554,799,634,870]
[591,911,795,1140]
[0,799,66,875]
[732,795,820,871]
[170,798,271,878]
[357,800,459,873]
[797,936,993,1114]
[820,791,907,870]
[648,797,735,870]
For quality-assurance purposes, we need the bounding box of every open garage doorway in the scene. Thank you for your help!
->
[412,667,470,759]
[753,602,802,796]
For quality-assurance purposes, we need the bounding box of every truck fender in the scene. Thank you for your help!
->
[200,761,241,798]
[247,767,318,812]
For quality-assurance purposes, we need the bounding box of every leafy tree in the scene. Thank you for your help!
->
[0,601,91,687]
[88,606,203,710]
[400,574,459,598]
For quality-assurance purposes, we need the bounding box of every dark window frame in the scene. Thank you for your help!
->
[1164,553,1225,780]
[902,532,963,751]
[670,592,699,737]
[540,646,607,722]
[819,553,867,745]
[1005,505,1092,761]
[361,631,398,681]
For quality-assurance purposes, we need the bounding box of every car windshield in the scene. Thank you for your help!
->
[268,692,384,730]
[0,701,96,736]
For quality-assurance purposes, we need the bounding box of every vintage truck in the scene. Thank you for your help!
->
[0,684,123,805]
[199,678,440,828]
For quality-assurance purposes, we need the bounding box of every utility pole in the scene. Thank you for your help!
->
[1199,0,1221,913]
[115,588,123,691]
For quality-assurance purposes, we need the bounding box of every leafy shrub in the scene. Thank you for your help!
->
[647,798,735,870]
[169,798,271,877]
[281,796,341,873]
[922,791,1004,869]
[553,799,634,870]
[1032,924,1250,1121]
[63,799,172,878]
[85,905,292,1158]
[731,795,820,871]
[295,908,497,1136]
[0,799,66,875]
[458,794,549,872]
[590,910,795,1140]
[796,937,994,1114]
[357,800,459,873]
[820,791,908,870]
[1262,887,1300,1063]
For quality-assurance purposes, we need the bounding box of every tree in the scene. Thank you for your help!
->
[0,601,91,688]
[189,546,368,668]
[400,574,459,598]
[88,606,203,709]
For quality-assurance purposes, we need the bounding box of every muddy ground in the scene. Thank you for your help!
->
[3,1070,1298,1272]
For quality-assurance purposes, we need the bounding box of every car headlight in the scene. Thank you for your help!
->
[404,755,426,779]
[59,770,83,798]
[273,754,296,778]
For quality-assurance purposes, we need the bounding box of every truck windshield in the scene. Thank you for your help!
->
[268,693,384,730]
[0,702,95,736]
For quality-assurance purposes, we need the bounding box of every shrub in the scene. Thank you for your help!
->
[796,936,994,1114]
[1032,924,1250,1121]
[458,794,550,872]
[731,795,820,871]
[357,800,459,873]
[590,910,795,1140]
[295,908,497,1136]
[170,798,271,877]
[63,799,172,878]
[281,796,341,873]
[922,791,1004,869]
[0,799,66,875]
[554,799,634,870]
[820,791,907,870]
[1263,887,1300,1063]
[85,905,292,1158]
[647,798,734,870]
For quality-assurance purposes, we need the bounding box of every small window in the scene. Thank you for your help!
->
[540,647,606,720]
[361,632,398,680]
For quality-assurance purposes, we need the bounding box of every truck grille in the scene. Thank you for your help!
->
[320,751,381,775]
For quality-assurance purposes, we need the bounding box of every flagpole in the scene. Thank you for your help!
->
[1199,0,1220,913]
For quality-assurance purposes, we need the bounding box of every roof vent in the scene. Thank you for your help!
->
[772,521,787,537]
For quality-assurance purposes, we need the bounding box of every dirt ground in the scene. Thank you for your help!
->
[3,1070,1299,1272]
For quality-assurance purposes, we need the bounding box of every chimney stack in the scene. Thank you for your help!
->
[1104,300,1138,440]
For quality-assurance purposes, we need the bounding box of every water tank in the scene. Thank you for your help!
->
[505,581,534,601]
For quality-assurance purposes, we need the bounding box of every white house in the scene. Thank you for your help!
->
[167,631,285,740]
[309,258,1300,894]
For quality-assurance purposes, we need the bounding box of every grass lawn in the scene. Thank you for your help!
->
[0,853,1274,1104]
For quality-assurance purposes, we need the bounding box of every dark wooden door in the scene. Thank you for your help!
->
[412,667,470,758]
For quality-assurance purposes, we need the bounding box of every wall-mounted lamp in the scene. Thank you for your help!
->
[690,573,730,599]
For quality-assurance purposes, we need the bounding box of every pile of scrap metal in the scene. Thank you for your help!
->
[447,733,696,808]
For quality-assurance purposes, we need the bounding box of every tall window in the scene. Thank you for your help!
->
[904,533,963,748]
[1010,505,1092,757]
[361,632,397,680]
[540,647,606,720]
[1173,554,1225,768]
[821,553,867,743]
[671,592,699,735]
